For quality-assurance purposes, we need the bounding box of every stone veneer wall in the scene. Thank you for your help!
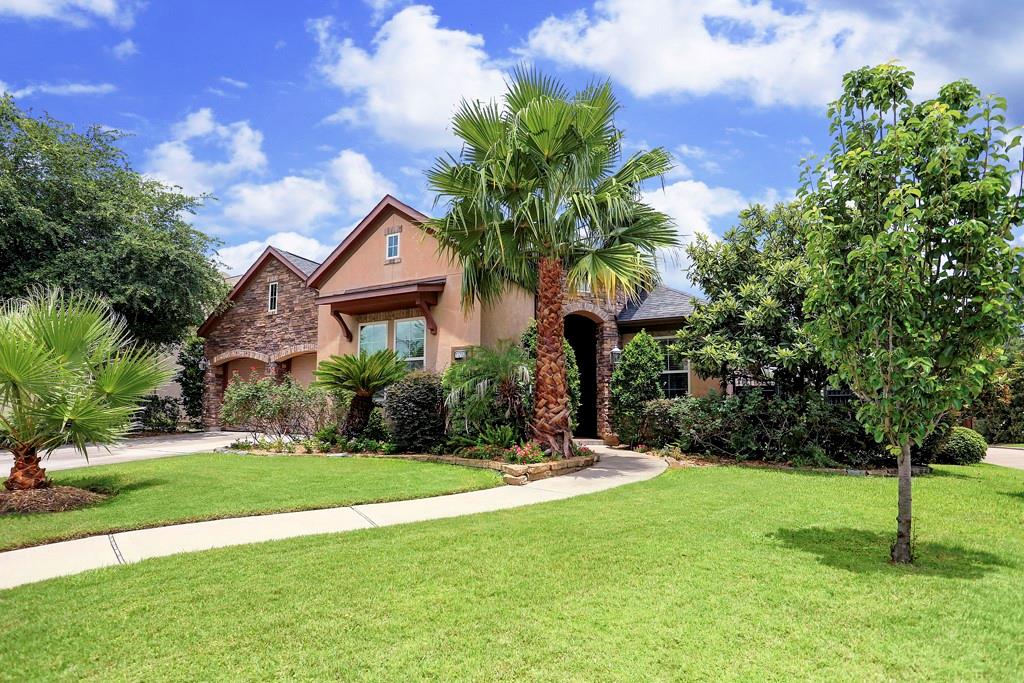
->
[562,291,626,441]
[201,258,318,428]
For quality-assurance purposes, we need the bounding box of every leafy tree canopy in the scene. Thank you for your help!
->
[674,202,828,393]
[0,96,228,346]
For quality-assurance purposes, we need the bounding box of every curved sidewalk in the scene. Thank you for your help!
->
[0,446,664,591]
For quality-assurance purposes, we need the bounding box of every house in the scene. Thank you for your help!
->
[198,195,716,440]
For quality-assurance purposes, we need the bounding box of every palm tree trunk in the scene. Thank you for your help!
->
[533,257,573,458]
[344,394,373,437]
[891,440,913,563]
[5,445,49,491]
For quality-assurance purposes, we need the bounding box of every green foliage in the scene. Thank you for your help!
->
[425,68,677,305]
[174,336,205,428]
[675,392,888,467]
[674,202,828,393]
[457,444,510,461]
[359,408,391,442]
[0,97,229,345]
[0,289,169,469]
[610,330,665,445]
[448,424,520,451]
[934,427,988,465]
[138,395,181,433]
[521,320,581,426]
[220,376,334,441]
[508,441,547,464]
[315,350,407,436]
[965,344,1024,443]
[443,342,533,440]
[800,64,1024,452]
[384,371,446,452]
[638,398,685,448]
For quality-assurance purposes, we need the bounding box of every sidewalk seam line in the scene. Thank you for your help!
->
[350,506,378,528]
[108,534,126,564]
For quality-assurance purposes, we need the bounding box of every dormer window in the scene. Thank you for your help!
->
[386,233,400,260]
[267,282,278,313]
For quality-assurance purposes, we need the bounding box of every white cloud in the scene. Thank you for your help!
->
[144,108,267,195]
[362,0,408,24]
[310,5,507,148]
[644,179,752,291]
[7,81,116,97]
[219,76,248,89]
[217,232,334,275]
[222,149,394,232]
[0,0,140,27]
[111,38,137,59]
[524,0,970,108]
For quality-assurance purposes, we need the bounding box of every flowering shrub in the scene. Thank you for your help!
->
[508,441,546,464]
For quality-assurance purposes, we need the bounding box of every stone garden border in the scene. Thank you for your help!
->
[379,453,600,485]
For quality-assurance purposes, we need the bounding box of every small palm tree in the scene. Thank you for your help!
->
[314,350,407,437]
[444,342,533,440]
[427,68,678,455]
[0,290,169,490]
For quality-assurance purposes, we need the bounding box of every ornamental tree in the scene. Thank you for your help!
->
[801,64,1024,563]
[675,202,828,394]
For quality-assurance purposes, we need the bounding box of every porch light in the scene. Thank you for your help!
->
[610,345,622,366]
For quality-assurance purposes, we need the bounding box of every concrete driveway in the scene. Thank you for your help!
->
[0,431,240,473]
[985,446,1024,471]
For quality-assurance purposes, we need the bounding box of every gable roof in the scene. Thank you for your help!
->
[197,246,321,337]
[306,194,430,290]
[617,285,699,325]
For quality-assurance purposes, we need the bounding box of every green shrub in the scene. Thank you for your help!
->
[444,342,532,441]
[639,398,684,448]
[933,427,987,465]
[360,407,391,442]
[384,371,446,452]
[611,331,665,445]
[174,336,206,428]
[458,444,510,460]
[676,391,887,467]
[221,375,334,440]
[138,395,181,432]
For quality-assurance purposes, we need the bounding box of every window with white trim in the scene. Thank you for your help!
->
[394,317,426,370]
[386,233,400,260]
[655,336,689,398]
[267,282,278,313]
[358,322,387,355]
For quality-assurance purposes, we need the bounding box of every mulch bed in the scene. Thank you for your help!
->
[0,485,109,514]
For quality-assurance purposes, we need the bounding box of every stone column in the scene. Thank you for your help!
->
[596,321,620,440]
[202,361,225,430]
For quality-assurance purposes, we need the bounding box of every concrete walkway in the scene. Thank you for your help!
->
[0,445,664,591]
[0,432,240,473]
[986,446,1024,471]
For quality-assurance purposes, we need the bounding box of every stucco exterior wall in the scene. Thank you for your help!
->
[288,353,318,386]
[481,287,535,347]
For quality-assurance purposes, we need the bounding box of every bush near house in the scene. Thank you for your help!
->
[220,375,334,441]
[443,342,533,442]
[933,427,988,465]
[138,395,181,433]
[384,371,446,452]
[611,331,665,445]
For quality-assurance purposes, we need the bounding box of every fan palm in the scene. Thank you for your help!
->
[0,290,169,490]
[314,350,407,437]
[427,68,678,455]
[444,342,533,440]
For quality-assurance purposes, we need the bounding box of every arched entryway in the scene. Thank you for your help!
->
[564,313,599,437]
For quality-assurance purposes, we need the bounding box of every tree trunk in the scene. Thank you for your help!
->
[891,440,913,564]
[344,394,373,437]
[532,257,573,458]
[5,445,49,491]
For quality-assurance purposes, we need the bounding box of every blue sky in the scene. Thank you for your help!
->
[2,0,1022,292]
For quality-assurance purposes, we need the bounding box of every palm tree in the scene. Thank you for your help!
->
[314,350,407,437]
[0,290,169,490]
[426,69,678,456]
[444,342,533,440]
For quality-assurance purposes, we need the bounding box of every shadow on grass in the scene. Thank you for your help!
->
[55,475,166,496]
[771,527,1009,579]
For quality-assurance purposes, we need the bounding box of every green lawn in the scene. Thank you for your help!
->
[3,463,1024,681]
[0,453,501,550]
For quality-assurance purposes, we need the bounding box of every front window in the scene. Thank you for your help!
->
[394,318,426,370]
[358,322,387,355]
[386,233,400,259]
[267,282,278,313]
[656,337,689,398]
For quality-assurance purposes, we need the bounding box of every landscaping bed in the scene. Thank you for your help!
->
[376,452,599,485]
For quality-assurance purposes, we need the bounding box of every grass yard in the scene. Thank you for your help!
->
[3,463,1024,681]
[0,454,501,550]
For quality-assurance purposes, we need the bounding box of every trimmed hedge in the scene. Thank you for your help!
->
[384,371,445,452]
[933,426,987,465]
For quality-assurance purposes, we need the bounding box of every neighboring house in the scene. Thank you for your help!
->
[198,195,715,439]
